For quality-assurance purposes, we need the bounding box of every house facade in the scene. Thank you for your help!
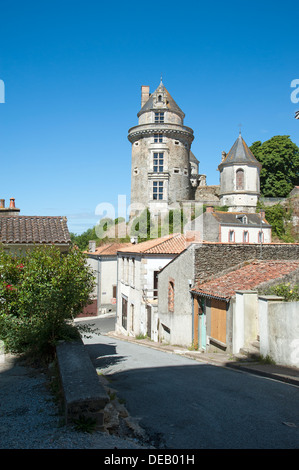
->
[157,242,299,350]
[184,207,272,244]
[115,234,188,339]
[83,241,133,317]
[191,260,299,353]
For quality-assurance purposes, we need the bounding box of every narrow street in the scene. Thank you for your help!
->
[81,315,299,449]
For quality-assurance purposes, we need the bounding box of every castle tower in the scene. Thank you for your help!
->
[218,132,262,213]
[128,81,196,218]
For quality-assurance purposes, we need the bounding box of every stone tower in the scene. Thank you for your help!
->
[128,81,197,218]
[218,132,262,213]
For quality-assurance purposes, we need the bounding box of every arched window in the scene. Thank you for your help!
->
[236,169,244,190]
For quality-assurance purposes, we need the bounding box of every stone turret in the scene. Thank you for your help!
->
[128,81,197,218]
[218,132,262,213]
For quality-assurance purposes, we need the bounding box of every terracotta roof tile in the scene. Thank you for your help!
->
[86,242,133,256]
[0,216,71,245]
[117,233,188,255]
[192,261,299,300]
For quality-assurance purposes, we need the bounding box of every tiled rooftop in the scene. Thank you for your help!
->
[0,216,71,245]
[192,260,299,301]
[117,233,188,255]
[86,242,133,256]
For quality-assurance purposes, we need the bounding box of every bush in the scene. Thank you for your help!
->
[0,245,95,362]
[261,283,299,301]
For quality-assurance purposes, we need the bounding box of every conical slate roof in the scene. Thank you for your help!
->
[137,81,185,118]
[218,133,262,170]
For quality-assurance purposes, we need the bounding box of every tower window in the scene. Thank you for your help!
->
[153,153,164,172]
[153,181,164,200]
[155,112,164,123]
[236,169,244,190]
[154,134,163,143]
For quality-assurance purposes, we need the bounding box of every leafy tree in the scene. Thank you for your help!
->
[0,246,95,361]
[250,136,299,197]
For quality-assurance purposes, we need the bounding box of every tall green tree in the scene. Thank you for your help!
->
[250,135,299,197]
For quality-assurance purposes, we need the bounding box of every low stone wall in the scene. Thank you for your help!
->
[56,339,109,427]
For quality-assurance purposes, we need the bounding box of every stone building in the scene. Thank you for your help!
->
[128,80,204,218]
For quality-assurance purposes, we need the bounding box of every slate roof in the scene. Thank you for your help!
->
[137,81,185,118]
[211,211,271,227]
[192,260,299,301]
[117,233,188,255]
[0,216,71,245]
[218,133,262,170]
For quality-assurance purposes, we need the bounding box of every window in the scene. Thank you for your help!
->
[155,112,164,123]
[153,271,159,299]
[153,152,164,172]
[258,231,264,243]
[236,169,244,190]
[168,280,174,312]
[229,230,235,242]
[243,231,249,243]
[154,134,163,143]
[153,181,164,200]
[112,285,117,298]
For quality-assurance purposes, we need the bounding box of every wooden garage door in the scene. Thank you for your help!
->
[211,299,227,344]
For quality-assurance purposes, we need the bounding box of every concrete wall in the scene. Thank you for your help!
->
[158,245,195,346]
[259,296,299,368]
[233,291,258,354]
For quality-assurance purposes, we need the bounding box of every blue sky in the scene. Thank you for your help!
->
[0,0,298,234]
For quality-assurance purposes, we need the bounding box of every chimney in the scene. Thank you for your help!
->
[141,86,150,108]
[221,151,226,162]
[260,209,266,220]
[89,240,96,252]
[206,206,214,213]
[0,197,20,216]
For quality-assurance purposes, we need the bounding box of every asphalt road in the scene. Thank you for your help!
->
[82,316,299,449]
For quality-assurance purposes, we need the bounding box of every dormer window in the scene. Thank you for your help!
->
[236,215,248,224]
[155,112,164,123]
[158,94,162,102]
